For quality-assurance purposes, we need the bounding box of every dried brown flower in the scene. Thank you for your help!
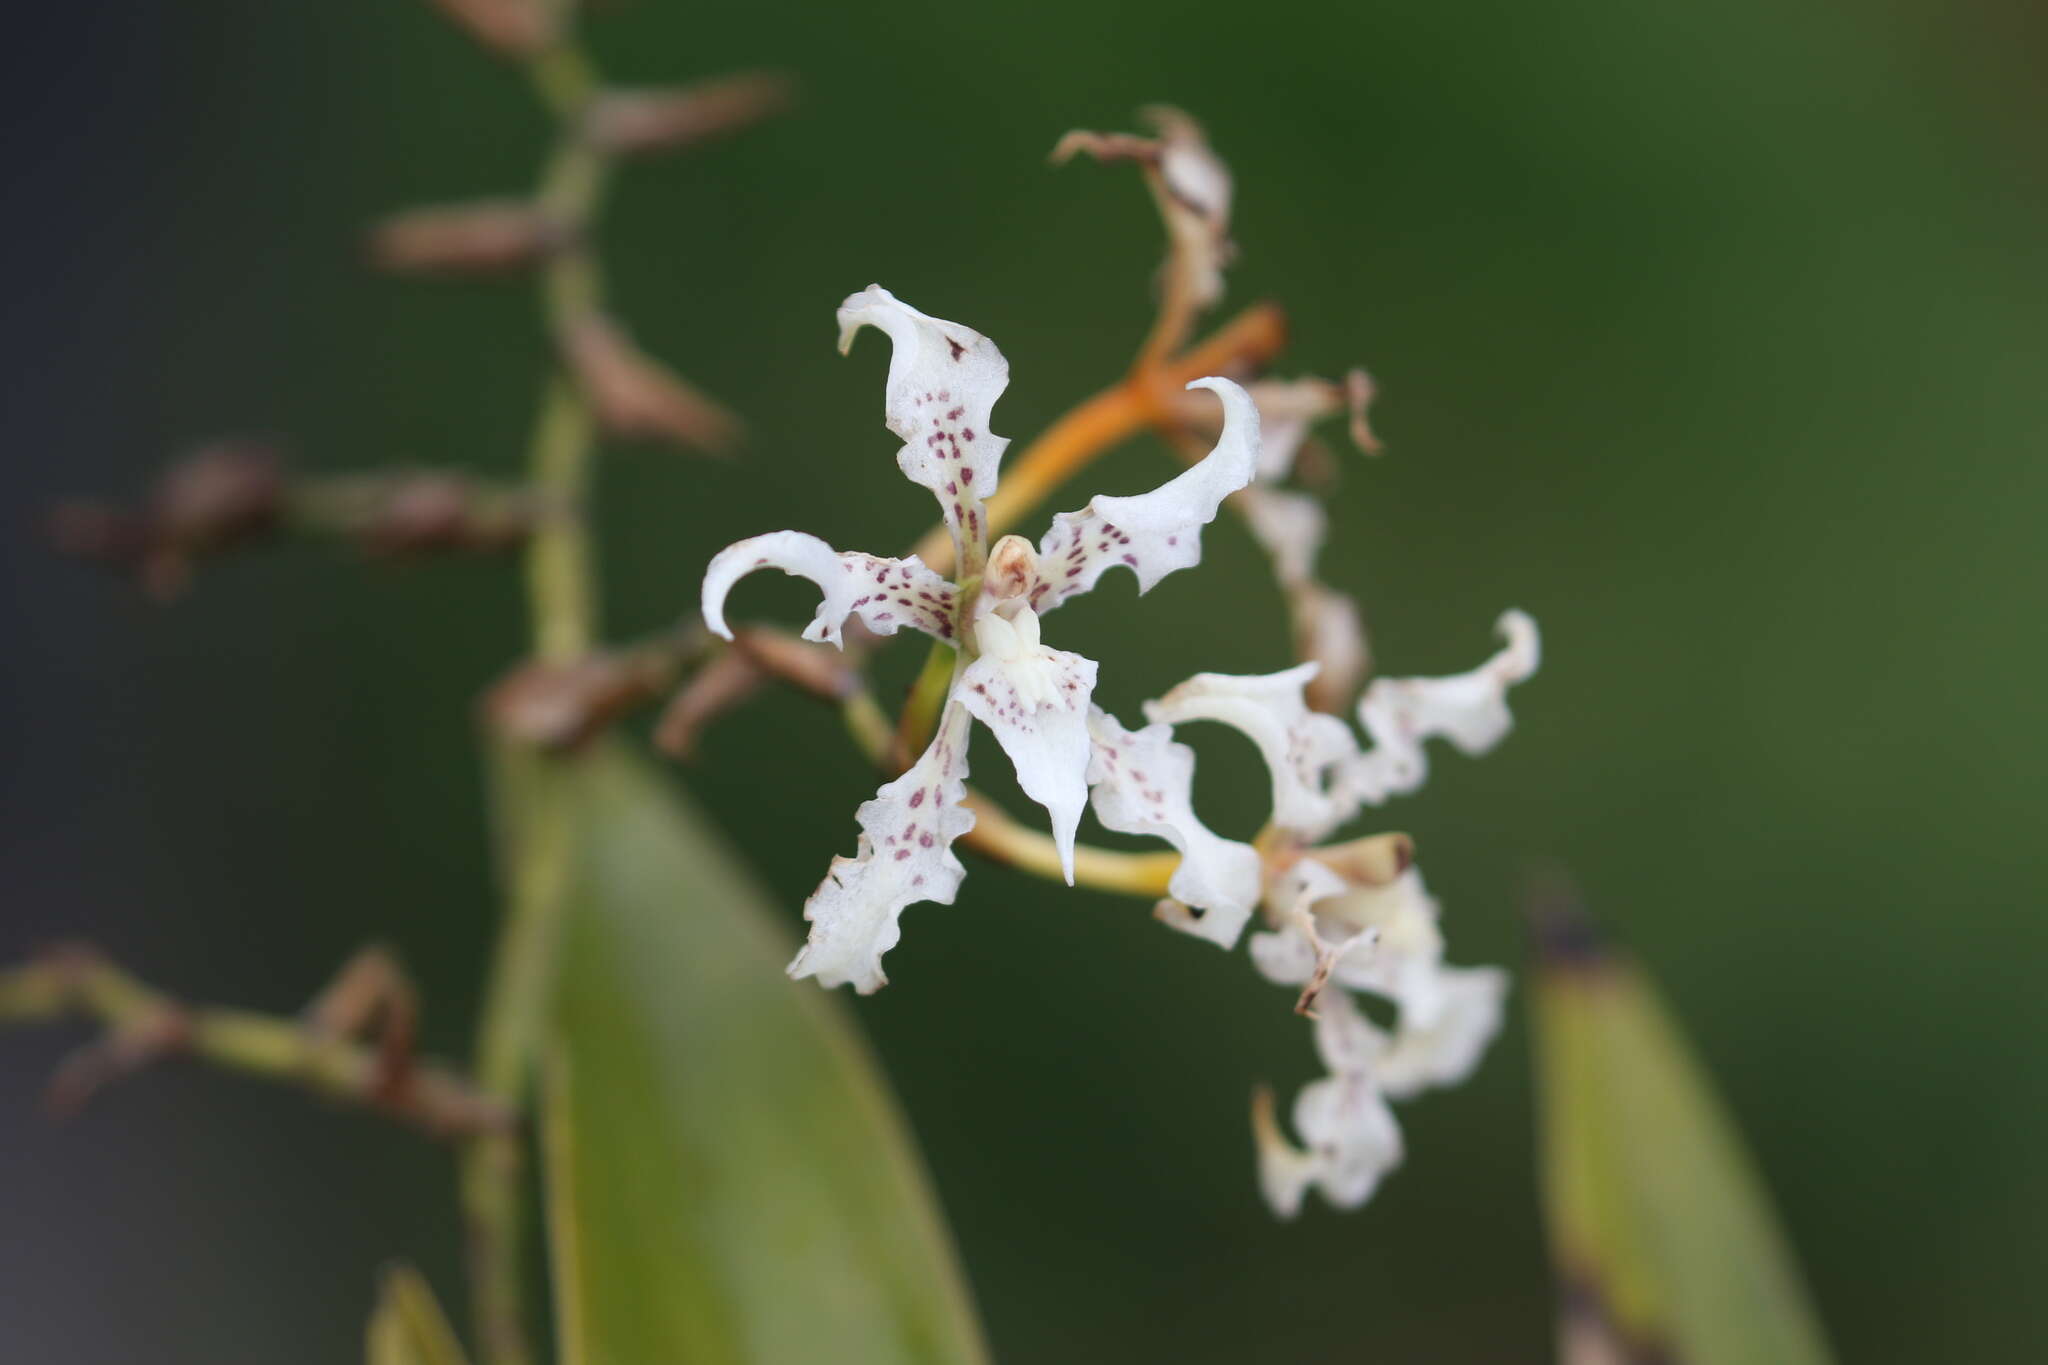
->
[560,313,741,454]
[583,72,796,155]
[366,200,564,276]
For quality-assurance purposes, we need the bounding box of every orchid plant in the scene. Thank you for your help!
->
[14,0,1850,1339]
[697,110,1542,1214]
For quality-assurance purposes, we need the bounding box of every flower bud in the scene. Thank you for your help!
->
[984,534,1039,600]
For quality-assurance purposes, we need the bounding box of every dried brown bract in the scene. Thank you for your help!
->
[305,471,540,557]
[584,71,796,156]
[560,313,742,454]
[654,627,857,759]
[49,443,285,597]
[425,0,557,58]
[484,645,681,751]
[1056,106,1236,319]
[367,200,565,276]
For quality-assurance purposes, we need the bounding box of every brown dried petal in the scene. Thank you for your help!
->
[484,650,672,751]
[367,200,562,276]
[1049,129,1160,169]
[1345,367,1383,456]
[653,627,854,759]
[561,314,741,454]
[151,444,286,547]
[425,0,555,57]
[360,474,536,556]
[1055,107,1235,314]
[584,72,796,155]
[653,649,766,760]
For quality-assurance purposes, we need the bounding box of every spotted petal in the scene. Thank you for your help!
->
[1144,661,1361,840]
[954,626,1098,883]
[1084,707,1262,948]
[1339,609,1542,804]
[702,531,958,648]
[787,703,976,993]
[836,285,1009,562]
[1030,377,1260,614]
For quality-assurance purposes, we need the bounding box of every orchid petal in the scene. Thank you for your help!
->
[1255,987,1406,1217]
[1377,965,1509,1100]
[1237,487,1369,714]
[1031,377,1260,614]
[835,285,1010,562]
[1147,106,1235,310]
[1242,377,1345,480]
[1253,866,1508,1101]
[1237,485,1323,589]
[1248,858,1375,1012]
[1340,609,1542,804]
[702,530,958,647]
[1053,106,1235,316]
[786,703,975,993]
[955,605,1098,882]
[1083,707,1262,948]
[1143,661,1361,840]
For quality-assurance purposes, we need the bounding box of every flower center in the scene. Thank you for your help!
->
[972,600,1065,711]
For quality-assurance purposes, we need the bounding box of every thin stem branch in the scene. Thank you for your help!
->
[0,948,511,1139]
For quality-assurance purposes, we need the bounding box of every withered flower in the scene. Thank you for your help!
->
[583,72,796,156]
[424,0,556,58]
[560,313,742,454]
[366,200,564,276]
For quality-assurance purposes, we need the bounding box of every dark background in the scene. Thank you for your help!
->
[4,0,2045,1359]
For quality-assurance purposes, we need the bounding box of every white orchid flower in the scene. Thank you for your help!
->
[701,285,1262,992]
[1253,986,1406,1217]
[1249,866,1507,1216]
[1146,609,1542,846]
[1131,612,1536,1214]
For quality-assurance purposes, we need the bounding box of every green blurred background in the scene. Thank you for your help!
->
[5,0,2045,1358]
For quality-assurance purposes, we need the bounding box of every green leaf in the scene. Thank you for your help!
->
[540,742,991,1365]
[1530,893,1833,1365]
[365,1264,471,1365]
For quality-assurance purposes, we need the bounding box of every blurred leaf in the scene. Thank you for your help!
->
[365,1264,471,1365]
[540,742,991,1365]
[1530,890,1833,1365]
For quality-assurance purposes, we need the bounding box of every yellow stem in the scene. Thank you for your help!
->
[839,691,1176,898]
[895,642,958,763]
[961,794,1180,897]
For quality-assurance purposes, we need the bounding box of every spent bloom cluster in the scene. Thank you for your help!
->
[701,108,1542,1215]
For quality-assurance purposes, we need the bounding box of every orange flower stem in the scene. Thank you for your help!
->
[909,301,1287,574]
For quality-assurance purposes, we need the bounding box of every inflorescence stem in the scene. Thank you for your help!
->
[463,34,616,1365]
